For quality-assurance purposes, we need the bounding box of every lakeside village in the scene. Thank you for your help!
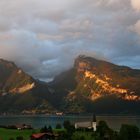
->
[0,115,140,140]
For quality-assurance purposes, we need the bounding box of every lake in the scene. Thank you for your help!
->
[0,115,140,130]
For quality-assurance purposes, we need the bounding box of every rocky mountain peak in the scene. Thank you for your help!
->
[0,59,35,94]
[0,58,16,68]
[72,55,140,101]
[75,55,92,72]
[0,56,140,114]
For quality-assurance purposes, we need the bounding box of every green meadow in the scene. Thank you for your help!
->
[0,128,93,140]
[0,128,39,140]
[0,128,65,140]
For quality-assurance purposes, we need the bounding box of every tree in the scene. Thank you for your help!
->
[63,120,71,130]
[9,138,15,140]
[63,120,75,133]
[119,124,140,140]
[79,136,85,140]
[96,121,118,140]
[96,121,109,137]
[63,120,75,140]
[48,125,53,133]
[56,123,62,129]
[40,125,48,133]
[16,136,24,140]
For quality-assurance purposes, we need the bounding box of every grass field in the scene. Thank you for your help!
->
[0,128,66,140]
[72,131,95,140]
[0,128,39,140]
[0,128,95,140]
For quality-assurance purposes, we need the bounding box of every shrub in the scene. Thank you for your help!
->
[16,136,24,140]
[119,124,140,140]
[56,123,62,129]
[9,138,15,140]
[40,125,48,133]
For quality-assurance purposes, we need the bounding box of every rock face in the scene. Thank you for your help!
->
[0,59,35,94]
[0,56,140,114]
[73,55,140,101]
[0,59,53,114]
[52,55,140,114]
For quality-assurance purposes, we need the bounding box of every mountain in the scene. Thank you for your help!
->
[0,56,140,115]
[51,55,140,114]
[0,59,54,114]
[0,59,35,94]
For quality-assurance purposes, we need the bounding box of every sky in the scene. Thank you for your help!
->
[0,0,140,81]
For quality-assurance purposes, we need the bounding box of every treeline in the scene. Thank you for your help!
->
[40,120,140,140]
[7,120,140,140]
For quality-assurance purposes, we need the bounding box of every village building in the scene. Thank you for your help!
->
[31,132,58,140]
[16,124,32,130]
[75,115,97,131]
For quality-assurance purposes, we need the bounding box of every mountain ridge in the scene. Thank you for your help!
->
[0,58,55,114]
[51,55,140,114]
[0,56,140,114]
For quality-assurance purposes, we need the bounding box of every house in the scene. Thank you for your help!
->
[56,112,63,116]
[16,124,32,130]
[31,132,57,140]
[75,115,97,131]
[6,124,32,130]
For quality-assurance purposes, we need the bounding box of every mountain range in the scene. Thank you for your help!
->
[0,55,140,114]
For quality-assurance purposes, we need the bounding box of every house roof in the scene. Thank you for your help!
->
[31,133,46,138]
[31,132,55,139]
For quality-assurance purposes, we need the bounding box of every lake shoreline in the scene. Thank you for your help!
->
[0,113,140,117]
[0,115,139,130]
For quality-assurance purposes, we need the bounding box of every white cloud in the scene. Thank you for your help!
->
[131,0,140,12]
[0,0,140,81]
[132,20,140,35]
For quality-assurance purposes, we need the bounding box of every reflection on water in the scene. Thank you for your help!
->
[0,115,139,130]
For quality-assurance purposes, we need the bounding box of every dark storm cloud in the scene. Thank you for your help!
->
[0,0,140,81]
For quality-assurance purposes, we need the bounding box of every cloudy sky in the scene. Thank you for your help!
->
[0,0,140,81]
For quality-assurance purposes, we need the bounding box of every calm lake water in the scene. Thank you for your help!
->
[0,115,140,130]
